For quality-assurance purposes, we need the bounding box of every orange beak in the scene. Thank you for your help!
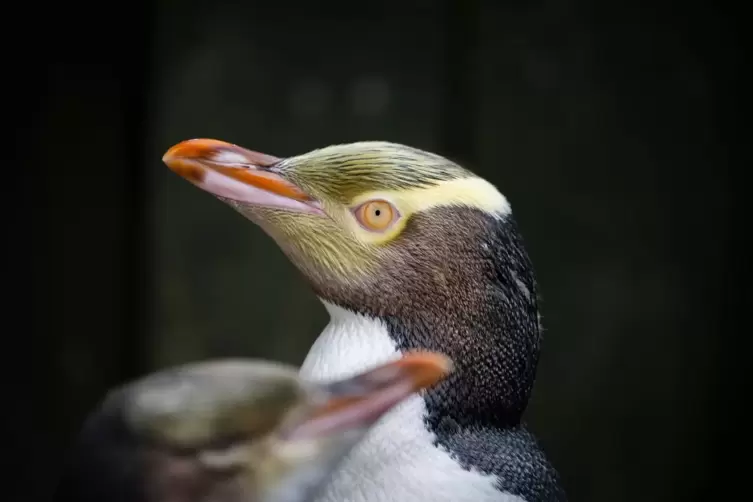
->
[162,138,323,214]
[281,351,453,440]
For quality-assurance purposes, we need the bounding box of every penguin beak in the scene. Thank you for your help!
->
[282,352,453,440]
[162,138,324,215]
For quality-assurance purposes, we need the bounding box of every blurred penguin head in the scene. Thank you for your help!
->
[55,353,452,502]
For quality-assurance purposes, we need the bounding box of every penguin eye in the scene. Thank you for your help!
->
[353,200,399,232]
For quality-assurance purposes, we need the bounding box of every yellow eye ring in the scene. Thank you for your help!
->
[353,199,399,232]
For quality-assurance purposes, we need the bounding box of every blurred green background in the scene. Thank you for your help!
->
[15,1,749,501]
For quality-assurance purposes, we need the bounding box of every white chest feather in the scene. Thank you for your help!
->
[298,301,525,502]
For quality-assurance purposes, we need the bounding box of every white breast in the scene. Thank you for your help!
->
[298,301,525,502]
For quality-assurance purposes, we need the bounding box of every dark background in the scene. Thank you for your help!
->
[10,1,749,501]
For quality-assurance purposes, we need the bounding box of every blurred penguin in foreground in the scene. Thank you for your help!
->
[53,352,452,502]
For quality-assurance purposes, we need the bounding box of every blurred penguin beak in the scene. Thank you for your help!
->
[281,352,453,440]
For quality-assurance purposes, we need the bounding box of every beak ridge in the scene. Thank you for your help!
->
[162,138,282,168]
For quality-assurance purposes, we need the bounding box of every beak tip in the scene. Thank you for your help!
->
[382,351,455,394]
[408,351,454,378]
[430,352,453,370]
[161,138,233,181]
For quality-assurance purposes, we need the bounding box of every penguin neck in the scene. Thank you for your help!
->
[300,294,537,430]
[300,302,534,502]
[300,209,542,429]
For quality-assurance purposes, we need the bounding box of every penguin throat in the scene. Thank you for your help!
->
[298,301,402,383]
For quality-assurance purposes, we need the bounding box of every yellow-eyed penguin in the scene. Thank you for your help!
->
[162,139,567,502]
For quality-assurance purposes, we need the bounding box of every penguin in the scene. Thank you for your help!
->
[162,138,567,502]
[52,353,452,502]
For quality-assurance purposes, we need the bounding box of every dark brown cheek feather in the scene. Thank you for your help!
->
[312,206,541,429]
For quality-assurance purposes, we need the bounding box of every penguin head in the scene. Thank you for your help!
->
[161,139,511,303]
[162,138,540,427]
